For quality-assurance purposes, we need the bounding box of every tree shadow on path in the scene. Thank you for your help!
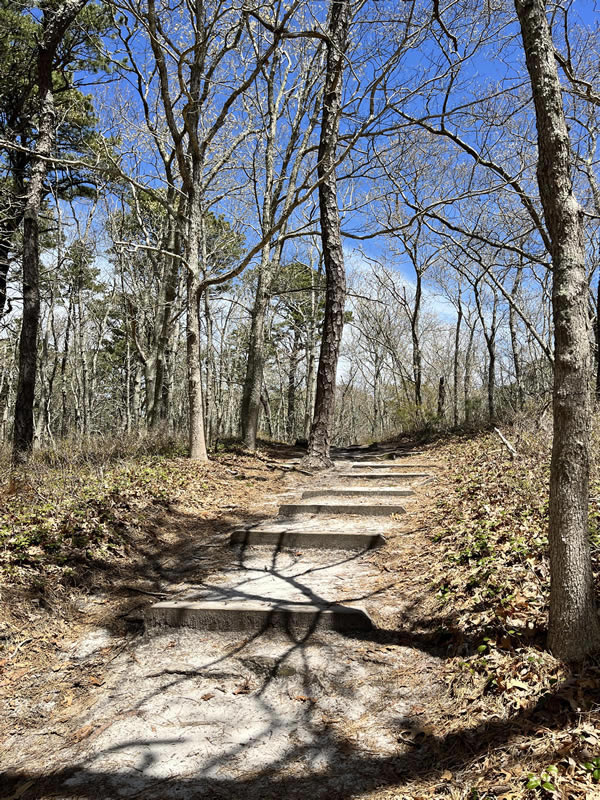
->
[3,664,597,800]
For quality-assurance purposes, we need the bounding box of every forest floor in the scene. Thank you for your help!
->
[1,430,600,799]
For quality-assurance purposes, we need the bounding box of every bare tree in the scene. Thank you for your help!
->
[515,0,600,660]
[240,30,323,451]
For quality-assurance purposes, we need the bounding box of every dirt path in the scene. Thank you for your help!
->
[2,445,449,800]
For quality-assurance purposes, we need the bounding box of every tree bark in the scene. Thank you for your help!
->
[203,287,216,448]
[303,272,319,441]
[515,0,600,660]
[261,385,273,439]
[596,275,600,406]
[437,375,446,420]
[185,201,208,462]
[76,279,89,435]
[150,227,180,428]
[286,326,301,442]
[241,251,272,450]
[410,275,423,419]
[12,0,88,464]
[240,55,276,452]
[453,288,463,426]
[474,281,498,425]
[509,265,524,411]
[304,0,350,469]
[464,322,475,425]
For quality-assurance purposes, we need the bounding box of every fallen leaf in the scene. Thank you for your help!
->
[507,679,530,691]
[89,675,103,686]
[233,683,251,695]
[201,692,215,701]
[72,724,96,742]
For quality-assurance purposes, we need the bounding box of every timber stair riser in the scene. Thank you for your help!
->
[301,488,413,498]
[145,600,373,633]
[230,529,386,550]
[279,503,406,517]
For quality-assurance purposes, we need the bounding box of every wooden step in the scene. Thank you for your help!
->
[279,503,406,517]
[230,528,386,550]
[146,595,373,633]
[301,487,413,498]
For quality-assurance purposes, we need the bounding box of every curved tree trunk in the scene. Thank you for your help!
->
[515,0,600,660]
[411,274,423,419]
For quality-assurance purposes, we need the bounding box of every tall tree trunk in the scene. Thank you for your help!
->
[474,281,498,424]
[410,274,423,419]
[76,282,89,435]
[150,229,180,428]
[596,275,600,406]
[515,0,600,660]
[124,337,132,434]
[131,360,142,430]
[185,197,208,462]
[464,322,475,425]
[164,315,179,432]
[304,0,350,469]
[12,0,88,464]
[286,327,301,443]
[0,234,15,321]
[487,336,496,424]
[372,361,380,439]
[13,197,42,461]
[453,288,463,426]
[437,375,446,420]
[303,277,319,441]
[203,287,218,448]
[186,273,207,460]
[143,358,157,428]
[261,385,273,439]
[509,266,524,411]
[0,345,13,442]
[241,54,278,452]
[241,259,271,450]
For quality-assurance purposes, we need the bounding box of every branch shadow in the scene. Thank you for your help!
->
[3,662,598,800]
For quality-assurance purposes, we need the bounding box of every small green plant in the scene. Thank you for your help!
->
[582,756,600,782]
[526,764,558,793]
[477,637,492,654]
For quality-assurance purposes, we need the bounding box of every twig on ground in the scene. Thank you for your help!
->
[121,585,169,598]
[493,427,518,459]
[253,451,315,476]
[8,637,33,660]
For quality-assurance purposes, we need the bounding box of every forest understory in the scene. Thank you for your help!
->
[1,426,600,799]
